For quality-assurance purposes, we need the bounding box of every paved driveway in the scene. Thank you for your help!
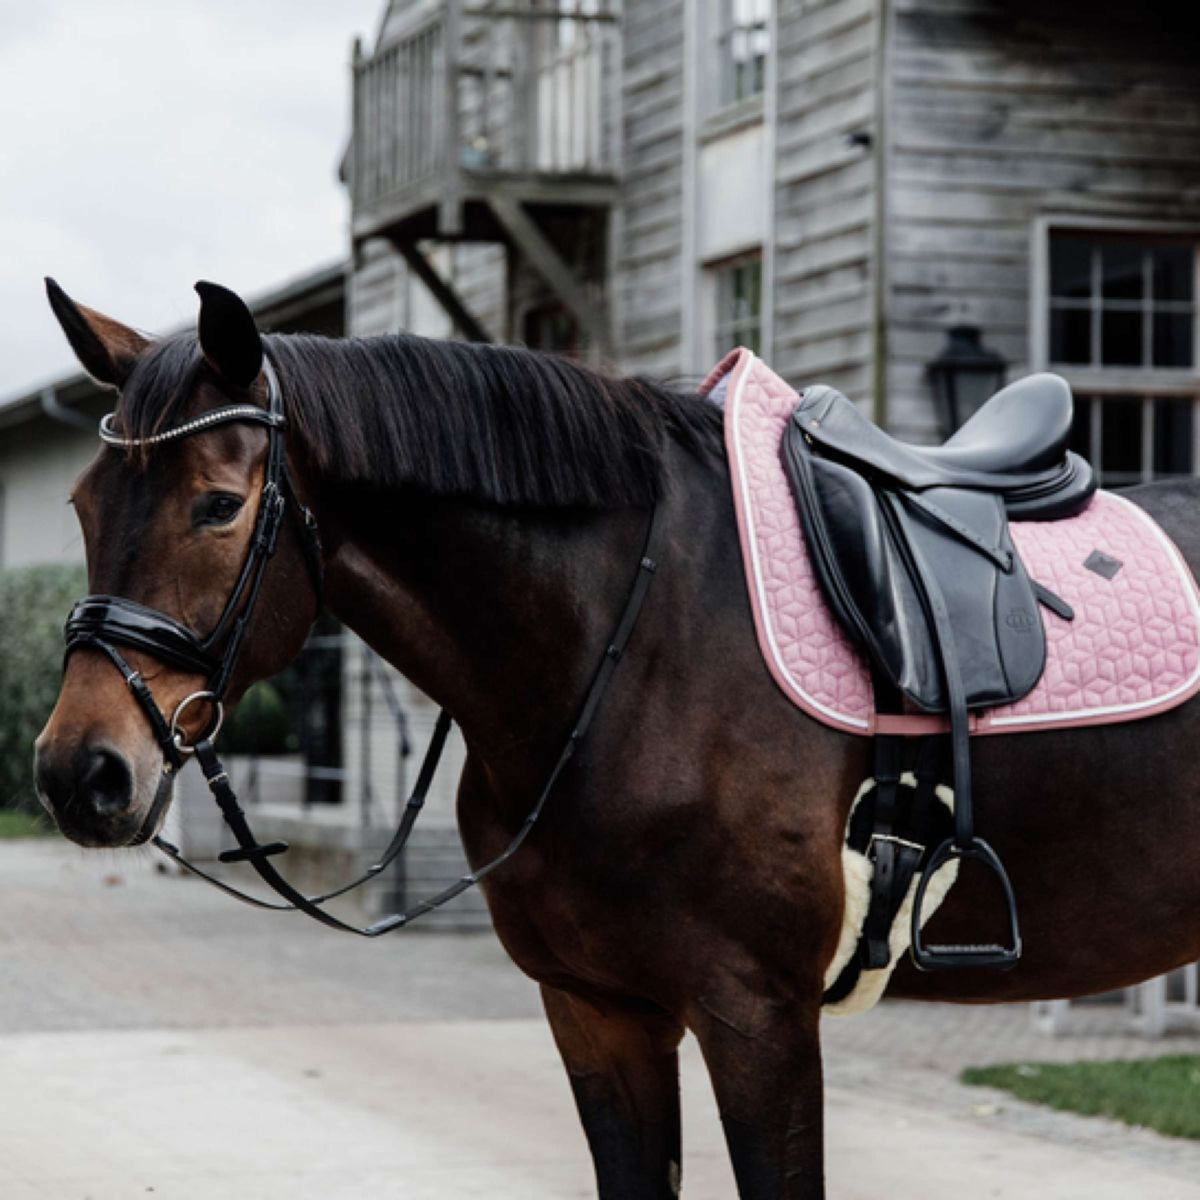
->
[4,840,1200,1197]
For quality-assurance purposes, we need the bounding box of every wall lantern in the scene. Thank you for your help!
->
[927,325,1007,437]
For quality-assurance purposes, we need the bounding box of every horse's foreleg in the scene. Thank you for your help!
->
[541,984,685,1200]
[690,996,825,1199]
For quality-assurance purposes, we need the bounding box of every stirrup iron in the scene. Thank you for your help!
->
[910,836,1021,971]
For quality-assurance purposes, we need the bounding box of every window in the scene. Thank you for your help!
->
[1045,230,1199,485]
[1049,236,1194,370]
[713,254,763,358]
[1070,394,1194,487]
[715,0,769,108]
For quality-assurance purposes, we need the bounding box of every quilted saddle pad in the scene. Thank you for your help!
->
[706,348,1200,737]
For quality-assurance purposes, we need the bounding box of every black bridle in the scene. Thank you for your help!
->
[63,356,665,935]
[66,361,321,779]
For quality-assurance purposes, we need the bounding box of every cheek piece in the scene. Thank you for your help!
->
[60,354,665,937]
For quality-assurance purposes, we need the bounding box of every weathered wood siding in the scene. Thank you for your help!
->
[772,0,880,403]
[347,236,507,343]
[0,420,97,569]
[886,0,1200,439]
[348,239,408,336]
[614,0,687,375]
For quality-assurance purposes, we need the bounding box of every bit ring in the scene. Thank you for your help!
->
[169,691,224,755]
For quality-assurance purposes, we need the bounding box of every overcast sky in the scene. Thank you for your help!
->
[1,0,382,397]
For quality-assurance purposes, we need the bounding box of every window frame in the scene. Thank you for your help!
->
[1031,217,1200,485]
[710,250,764,360]
[712,0,770,112]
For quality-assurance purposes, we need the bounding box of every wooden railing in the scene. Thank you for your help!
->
[351,1,619,218]
[352,13,448,208]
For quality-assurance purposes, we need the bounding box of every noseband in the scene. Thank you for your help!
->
[63,355,665,936]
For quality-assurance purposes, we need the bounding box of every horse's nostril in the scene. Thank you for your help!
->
[82,749,133,816]
[35,755,68,813]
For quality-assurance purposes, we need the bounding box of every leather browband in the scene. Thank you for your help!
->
[99,405,286,448]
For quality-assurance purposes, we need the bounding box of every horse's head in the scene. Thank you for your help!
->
[34,281,320,848]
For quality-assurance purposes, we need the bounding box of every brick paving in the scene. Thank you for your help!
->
[823,994,1200,1076]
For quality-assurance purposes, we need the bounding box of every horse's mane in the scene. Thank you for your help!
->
[114,332,724,509]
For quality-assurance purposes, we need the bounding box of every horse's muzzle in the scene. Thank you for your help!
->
[34,742,142,846]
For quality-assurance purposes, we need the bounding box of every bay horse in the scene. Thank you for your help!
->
[33,279,1200,1199]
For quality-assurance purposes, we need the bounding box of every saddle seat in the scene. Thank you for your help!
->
[793,374,1095,520]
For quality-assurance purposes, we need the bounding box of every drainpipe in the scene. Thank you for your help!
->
[40,387,96,433]
[869,0,891,428]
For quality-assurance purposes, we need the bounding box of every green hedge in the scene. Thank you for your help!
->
[220,679,297,756]
[0,563,86,811]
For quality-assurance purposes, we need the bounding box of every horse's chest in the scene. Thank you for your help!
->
[458,797,674,996]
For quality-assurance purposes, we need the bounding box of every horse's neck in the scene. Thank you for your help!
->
[320,488,649,771]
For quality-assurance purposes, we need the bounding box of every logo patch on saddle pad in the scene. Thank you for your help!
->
[1084,549,1123,580]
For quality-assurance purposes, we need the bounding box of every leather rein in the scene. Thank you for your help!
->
[64,356,665,936]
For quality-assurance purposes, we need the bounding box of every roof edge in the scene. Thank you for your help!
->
[0,260,347,425]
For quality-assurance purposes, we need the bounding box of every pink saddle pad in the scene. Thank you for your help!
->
[706,348,1200,737]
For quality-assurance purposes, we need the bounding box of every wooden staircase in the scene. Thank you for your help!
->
[349,0,619,352]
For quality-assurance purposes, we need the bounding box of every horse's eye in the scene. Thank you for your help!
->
[193,492,244,528]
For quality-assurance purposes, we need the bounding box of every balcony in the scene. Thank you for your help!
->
[349,1,620,246]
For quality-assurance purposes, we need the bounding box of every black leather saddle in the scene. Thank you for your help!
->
[784,373,1096,977]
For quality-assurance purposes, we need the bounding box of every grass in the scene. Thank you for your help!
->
[963,1056,1200,1140]
[0,809,54,839]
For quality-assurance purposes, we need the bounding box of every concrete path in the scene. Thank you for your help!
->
[4,1020,1200,1199]
[4,840,1200,1197]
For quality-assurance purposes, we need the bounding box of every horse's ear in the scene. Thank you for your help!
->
[195,281,263,389]
[44,278,148,390]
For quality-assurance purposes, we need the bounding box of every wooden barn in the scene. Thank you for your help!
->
[349,0,1200,477]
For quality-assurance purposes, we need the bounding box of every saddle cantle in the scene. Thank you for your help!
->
[782,373,1096,974]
